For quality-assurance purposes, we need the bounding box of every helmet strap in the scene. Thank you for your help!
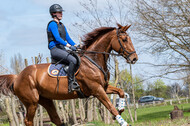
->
[52,14,61,21]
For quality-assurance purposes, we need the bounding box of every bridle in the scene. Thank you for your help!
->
[116,28,136,61]
[73,28,136,81]
[77,28,136,59]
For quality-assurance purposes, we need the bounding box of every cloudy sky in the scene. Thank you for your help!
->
[0,0,138,68]
[0,0,85,67]
[0,0,176,85]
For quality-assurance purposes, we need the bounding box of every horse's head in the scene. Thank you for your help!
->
[111,23,138,64]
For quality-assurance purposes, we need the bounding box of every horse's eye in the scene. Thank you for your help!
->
[120,36,128,42]
[122,38,128,42]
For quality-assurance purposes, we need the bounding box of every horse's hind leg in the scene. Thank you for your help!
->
[94,85,128,126]
[22,101,38,126]
[38,96,63,126]
[105,85,125,115]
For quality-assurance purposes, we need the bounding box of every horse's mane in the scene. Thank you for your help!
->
[82,27,115,49]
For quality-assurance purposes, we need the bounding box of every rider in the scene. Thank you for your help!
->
[47,4,79,93]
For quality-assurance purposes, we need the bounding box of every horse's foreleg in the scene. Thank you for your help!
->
[106,85,125,97]
[94,85,128,126]
[38,96,63,126]
[105,85,125,115]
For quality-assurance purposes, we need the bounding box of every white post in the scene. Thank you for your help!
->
[136,103,138,109]
[153,101,155,106]
[170,100,172,105]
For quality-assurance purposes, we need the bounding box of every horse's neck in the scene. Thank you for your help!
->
[86,33,113,70]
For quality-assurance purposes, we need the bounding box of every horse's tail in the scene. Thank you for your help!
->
[0,74,17,96]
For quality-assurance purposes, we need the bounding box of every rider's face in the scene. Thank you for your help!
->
[54,12,62,20]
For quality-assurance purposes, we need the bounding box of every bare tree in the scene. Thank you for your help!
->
[170,83,182,104]
[10,53,24,74]
[0,51,9,74]
[73,0,132,35]
[130,0,190,78]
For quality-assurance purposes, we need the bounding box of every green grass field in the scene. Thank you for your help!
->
[1,103,190,126]
[89,103,190,126]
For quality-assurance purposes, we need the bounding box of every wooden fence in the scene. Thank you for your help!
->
[0,55,189,125]
[0,56,116,126]
[137,97,189,108]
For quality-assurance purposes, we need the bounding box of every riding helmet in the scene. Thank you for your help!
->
[49,4,64,14]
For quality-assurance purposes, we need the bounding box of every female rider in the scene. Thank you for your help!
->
[47,4,79,93]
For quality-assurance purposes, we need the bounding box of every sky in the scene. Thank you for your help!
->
[0,0,84,66]
[0,0,180,86]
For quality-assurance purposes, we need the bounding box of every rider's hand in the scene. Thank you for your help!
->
[70,46,77,51]
[76,45,81,49]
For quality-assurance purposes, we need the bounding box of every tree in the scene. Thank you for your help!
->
[145,79,167,98]
[0,51,9,74]
[145,82,154,96]
[183,71,190,96]
[119,69,144,100]
[131,0,190,79]
[10,53,24,74]
[73,0,132,35]
[153,79,167,98]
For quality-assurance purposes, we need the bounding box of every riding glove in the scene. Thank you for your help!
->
[76,45,81,49]
[70,46,77,51]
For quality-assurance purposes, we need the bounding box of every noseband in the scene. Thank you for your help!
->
[116,28,136,61]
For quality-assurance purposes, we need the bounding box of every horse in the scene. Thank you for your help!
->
[0,23,138,126]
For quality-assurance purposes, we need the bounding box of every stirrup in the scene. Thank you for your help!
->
[72,82,80,91]
[68,82,80,93]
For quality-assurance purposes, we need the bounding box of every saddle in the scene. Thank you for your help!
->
[48,52,81,77]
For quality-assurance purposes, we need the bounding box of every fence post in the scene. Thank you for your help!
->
[11,96,19,126]
[19,112,24,126]
[4,98,16,126]
[153,101,155,106]
[87,98,93,122]
[186,97,188,103]
[59,101,68,124]
[170,100,172,105]
[46,57,50,63]
[39,106,43,126]
[93,98,98,121]
[79,99,85,122]
[24,59,28,67]
[71,99,78,124]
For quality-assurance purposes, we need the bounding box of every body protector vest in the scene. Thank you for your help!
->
[47,20,66,48]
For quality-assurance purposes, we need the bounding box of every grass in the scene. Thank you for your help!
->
[134,103,190,123]
[89,103,190,126]
[1,103,190,126]
[0,124,9,126]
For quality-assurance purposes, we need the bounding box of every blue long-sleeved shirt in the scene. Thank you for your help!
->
[47,21,75,49]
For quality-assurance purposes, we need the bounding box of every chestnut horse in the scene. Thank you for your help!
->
[0,24,137,126]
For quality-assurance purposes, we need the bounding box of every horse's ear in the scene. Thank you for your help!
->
[117,23,123,29]
[124,25,131,31]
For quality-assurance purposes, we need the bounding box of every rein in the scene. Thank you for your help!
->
[77,50,120,56]
[74,28,136,82]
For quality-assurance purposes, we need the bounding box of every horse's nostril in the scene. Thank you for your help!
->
[133,58,137,62]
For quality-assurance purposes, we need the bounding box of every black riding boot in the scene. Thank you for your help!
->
[68,62,80,93]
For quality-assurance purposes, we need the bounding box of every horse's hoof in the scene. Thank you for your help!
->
[60,123,65,126]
